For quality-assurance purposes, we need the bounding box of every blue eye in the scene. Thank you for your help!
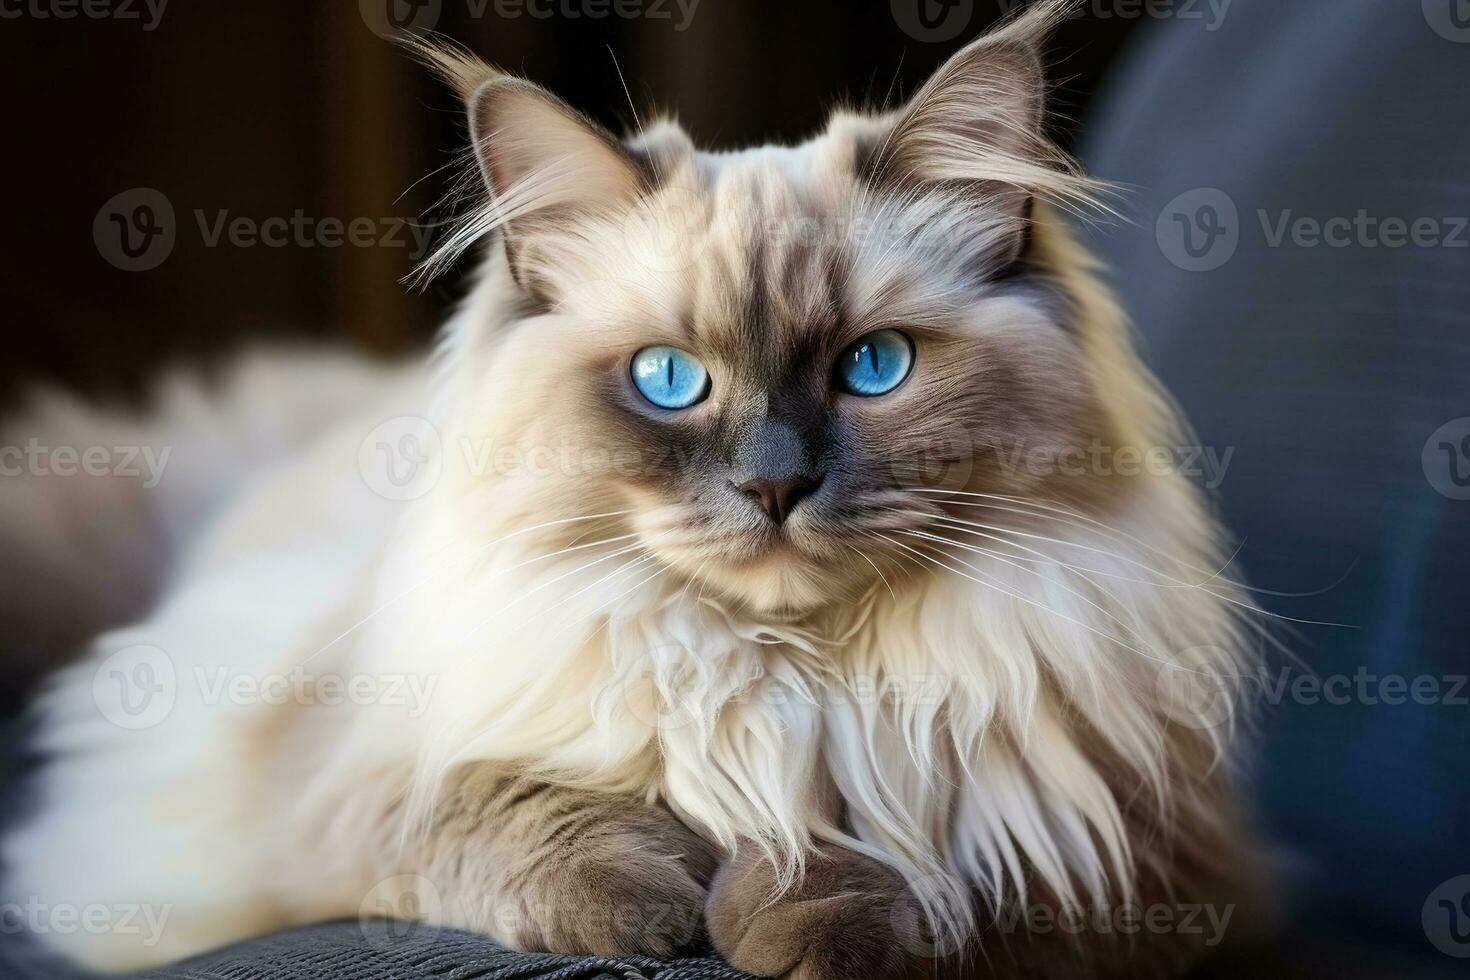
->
[836,329,913,396]
[631,346,710,409]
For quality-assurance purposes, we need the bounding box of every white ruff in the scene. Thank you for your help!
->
[381,457,1250,946]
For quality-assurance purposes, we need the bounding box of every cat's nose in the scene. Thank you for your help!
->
[734,474,823,525]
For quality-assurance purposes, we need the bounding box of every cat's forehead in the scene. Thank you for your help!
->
[561,120,991,356]
[688,156,851,351]
[605,136,944,352]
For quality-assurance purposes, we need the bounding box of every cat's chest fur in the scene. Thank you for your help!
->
[395,534,1175,936]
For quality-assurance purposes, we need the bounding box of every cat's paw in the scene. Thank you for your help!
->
[706,846,931,980]
[498,802,718,958]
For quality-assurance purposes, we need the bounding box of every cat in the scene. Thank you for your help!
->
[3,1,1266,976]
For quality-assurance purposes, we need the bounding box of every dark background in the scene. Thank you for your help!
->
[0,0,1137,408]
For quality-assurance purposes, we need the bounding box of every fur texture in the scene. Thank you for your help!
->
[4,2,1265,976]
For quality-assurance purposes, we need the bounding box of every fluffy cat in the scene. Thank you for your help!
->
[4,1,1265,976]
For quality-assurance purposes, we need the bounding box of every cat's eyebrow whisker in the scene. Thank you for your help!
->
[296,510,637,667]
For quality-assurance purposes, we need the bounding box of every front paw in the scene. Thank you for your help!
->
[424,773,720,959]
[504,813,716,958]
[706,845,932,980]
[513,851,709,958]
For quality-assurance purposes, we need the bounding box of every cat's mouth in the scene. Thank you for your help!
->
[657,520,875,613]
[630,490,901,613]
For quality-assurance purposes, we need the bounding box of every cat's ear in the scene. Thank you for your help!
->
[868,4,1077,261]
[466,77,646,290]
[468,77,644,221]
[406,42,648,290]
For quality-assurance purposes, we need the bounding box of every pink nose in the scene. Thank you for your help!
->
[734,474,822,524]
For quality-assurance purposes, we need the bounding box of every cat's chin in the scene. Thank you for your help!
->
[693,551,847,614]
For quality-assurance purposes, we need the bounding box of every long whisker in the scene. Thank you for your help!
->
[902,497,1351,629]
[458,538,656,645]
[512,552,669,642]
[897,527,1155,652]
[913,511,1194,591]
[676,558,711,608]
[910,487,1346,600]
[874,533,1228,675]
[909,488,1241,583]
[843,541,898,602]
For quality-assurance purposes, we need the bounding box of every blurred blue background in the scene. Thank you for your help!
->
[1083,1,1470,973]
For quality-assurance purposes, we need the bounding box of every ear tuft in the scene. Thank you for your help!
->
[869,0,1100,227]
[401,36,502,102]
[407,41,649,295]
[468,78,645,223]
